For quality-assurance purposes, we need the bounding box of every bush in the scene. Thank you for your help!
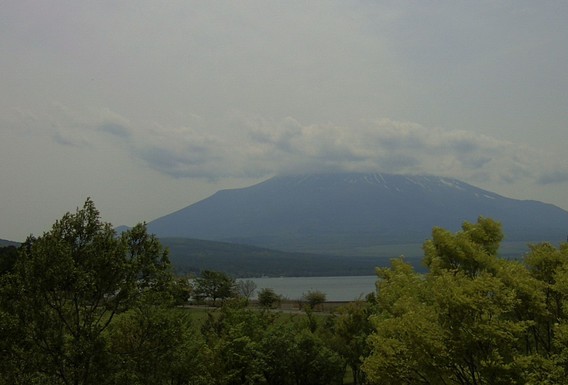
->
[257,288,281,309]
[303,290,326,310]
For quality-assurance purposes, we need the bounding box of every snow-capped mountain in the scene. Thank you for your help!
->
[147,173,568,253]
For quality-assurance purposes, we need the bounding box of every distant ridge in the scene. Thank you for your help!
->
[160,237,407,277]
[147,172,568,254]
[0,238,20,247]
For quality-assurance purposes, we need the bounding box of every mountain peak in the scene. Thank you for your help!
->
[147,172,568,254]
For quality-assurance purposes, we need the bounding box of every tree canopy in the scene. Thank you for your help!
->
[362,217,568,384]
[3,206,568,384]
[0,199,173,385]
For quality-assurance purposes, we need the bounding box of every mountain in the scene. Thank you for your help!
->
[0,238,20,247]
[147,173,568,254]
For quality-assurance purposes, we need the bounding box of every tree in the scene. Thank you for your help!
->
[257,288,281,309]
[0,245,18,275]
[201,300,345,385]
[289,328,345,385]
[201,300,274,385]
[6,199,172,385]
[423,216,503,277]
[236,279,257,302]
[330,300,374,385]
[170,276,193,305]
[107,306,206,385]
[363,217,568,384]
[193,270,236,305]
[303,290,326,310]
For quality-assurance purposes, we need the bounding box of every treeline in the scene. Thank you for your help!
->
[163,237,426,277]
[2,201,568,384]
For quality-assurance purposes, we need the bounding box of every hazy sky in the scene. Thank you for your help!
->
[2,1,567,241]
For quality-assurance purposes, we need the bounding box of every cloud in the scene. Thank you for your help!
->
[92,112,557,188]
[17,102,558,187]
[51,131,91,148]
[538,171,568,185]
[98,122,131,139]
[96,109,132,139]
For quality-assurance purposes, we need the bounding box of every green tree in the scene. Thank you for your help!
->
[363,259,446,384]
[524,242,568,352]
[423,216,502,277]
[170,275,193,305]
[290,328,345,385]
[363,217,567,385]
[200,299,345,385]
[257,287,281,309]
[0,245,18,275]
[330,300,374,385]
[6,199,172,385]
[302,290,326,310]
[201,301,274,385]
[193,270,236,305]
[107,306,206,385]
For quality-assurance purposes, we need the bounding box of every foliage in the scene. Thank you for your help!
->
[170,276,193,305]
[329,300,375,385]
[0,199,173,385]
[5,207,568,384]
[193,270,236,305]
[200,301,345,385]
[257,287,282,309]
[302,290,326,310]
[363,217,568,385]
[163,237,421,277]
[107,306,206,385]
[0,245,18,275]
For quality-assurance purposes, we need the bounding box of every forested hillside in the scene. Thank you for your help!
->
[162,237,425,277]
[2,201,568,384]
[0,238,19,247]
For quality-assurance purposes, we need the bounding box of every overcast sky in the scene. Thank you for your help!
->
[1,1,567,241]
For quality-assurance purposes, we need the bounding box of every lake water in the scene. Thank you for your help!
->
[241,276,378,302]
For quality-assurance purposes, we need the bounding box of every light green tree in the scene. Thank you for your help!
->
[363,217,568,384]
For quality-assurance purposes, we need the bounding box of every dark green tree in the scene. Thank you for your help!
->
[302,290,326,310]
[257,287,281,309]
[0,245,18,275]
[201,301,274,385]
[193,270,236,305]
[289,328,345,385]
[201,300,344,385]
[5,199,172,385]
[329,300,374,385]
[107,306,206,385]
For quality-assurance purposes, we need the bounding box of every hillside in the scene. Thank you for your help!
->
[147,172,568,254]
[160,237,420,277]
[0,239,20,247]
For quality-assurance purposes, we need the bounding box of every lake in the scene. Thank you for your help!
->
[240,275,378,302]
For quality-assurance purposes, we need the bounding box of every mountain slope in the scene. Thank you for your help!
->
[147,173,568,253]
[160,237,414,277]
[0,238,20,247]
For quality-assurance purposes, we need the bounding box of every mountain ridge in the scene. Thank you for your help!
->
[146,172,568,254]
